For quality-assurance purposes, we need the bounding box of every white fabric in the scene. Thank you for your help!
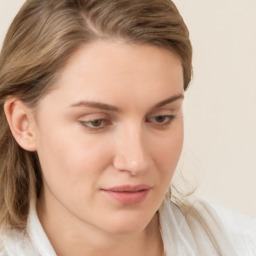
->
[160,198,256,255]
[0,197,255,255]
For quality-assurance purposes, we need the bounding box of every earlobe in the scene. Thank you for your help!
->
[4,98,37,151]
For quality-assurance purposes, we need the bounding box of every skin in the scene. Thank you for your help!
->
[6,40,184,256]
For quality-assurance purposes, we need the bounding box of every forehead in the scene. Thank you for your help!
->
[40,41,184,110]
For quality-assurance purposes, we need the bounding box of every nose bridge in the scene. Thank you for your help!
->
[114,122,149,174]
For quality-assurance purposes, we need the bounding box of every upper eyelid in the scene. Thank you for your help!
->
[78,112,110,119]
[148,102,182,112]
[146,109,177,118]
[146,114,176,121]
[76,107,179,120]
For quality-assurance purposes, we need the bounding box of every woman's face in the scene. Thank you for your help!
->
[34,41,184,234]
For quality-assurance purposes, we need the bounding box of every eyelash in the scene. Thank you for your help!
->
[79,114,176,131]
[79,119,111,130]
[146,115,176,127]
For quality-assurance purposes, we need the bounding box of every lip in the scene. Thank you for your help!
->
[101,184,152,205]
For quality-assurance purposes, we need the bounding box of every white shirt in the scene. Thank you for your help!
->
[1,197,256,255]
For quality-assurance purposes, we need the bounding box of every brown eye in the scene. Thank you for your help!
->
[154,115,167,123]
[147,115,176,126]
[80,119,109,129]
[89,119,104,127]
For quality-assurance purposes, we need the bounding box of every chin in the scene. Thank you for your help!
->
[101,210,156,235]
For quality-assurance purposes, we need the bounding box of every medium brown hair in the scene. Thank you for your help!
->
[0,0,192,231]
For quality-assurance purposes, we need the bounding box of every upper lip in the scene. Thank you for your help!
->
[102,184,152,192]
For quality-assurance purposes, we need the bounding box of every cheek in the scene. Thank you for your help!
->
[36,124,112,185]
[152,122,184,178]
[36,132,113,212]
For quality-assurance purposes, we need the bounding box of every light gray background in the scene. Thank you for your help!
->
[1,0,256,216]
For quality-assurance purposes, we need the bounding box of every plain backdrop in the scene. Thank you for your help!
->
[1,0,256,217]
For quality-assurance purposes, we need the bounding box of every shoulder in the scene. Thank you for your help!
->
[205,200,256,252]
[0,232,7,256]
[185,198,256,255]
[0,229,38,256]
[159,197,256,255]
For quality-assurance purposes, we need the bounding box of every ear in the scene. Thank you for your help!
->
[4,98,37,151]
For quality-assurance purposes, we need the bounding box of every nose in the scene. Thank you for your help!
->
[113,126,150,176]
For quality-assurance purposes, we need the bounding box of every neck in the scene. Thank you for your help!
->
[37,194,164,256]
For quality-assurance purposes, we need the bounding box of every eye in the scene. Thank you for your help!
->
[147,115,176,126]
[79,118,111,130]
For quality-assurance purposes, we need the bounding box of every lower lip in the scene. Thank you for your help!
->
[102,189,150,205]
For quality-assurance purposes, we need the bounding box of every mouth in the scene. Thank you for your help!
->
[101,184,152,205]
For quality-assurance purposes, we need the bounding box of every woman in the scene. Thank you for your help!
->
[0,0,255,255]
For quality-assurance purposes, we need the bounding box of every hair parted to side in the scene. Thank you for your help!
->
[0,0,192,231]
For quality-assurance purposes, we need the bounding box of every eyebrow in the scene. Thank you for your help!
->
[154,93,184,108]
[70,93,184,112]
[70,101,120,112]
